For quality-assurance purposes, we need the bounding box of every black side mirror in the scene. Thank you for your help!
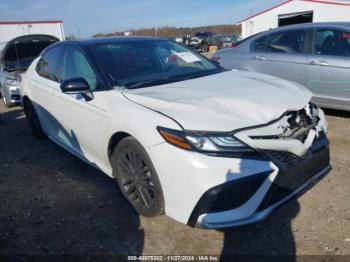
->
[60,77,94,101]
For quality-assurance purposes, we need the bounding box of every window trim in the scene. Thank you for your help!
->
[311,27,350,57]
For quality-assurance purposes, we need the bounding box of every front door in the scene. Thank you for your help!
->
[306,28,350,109]
[52,45,108,166]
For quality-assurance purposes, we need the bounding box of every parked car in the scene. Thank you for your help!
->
[21,36,331,228]
[0,34,59,107]
[216,35,238,49]
[213,22,350,111]
[188,32,218,52]
[167,36,183,44]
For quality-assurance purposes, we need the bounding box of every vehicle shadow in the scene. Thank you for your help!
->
[218,161,300,261]
[0,107,144,256]
[220,198,300,261]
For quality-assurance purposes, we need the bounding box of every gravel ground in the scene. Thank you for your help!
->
[0,102,349,259]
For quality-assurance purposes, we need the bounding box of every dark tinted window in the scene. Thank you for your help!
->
[36,47,61,82]
[314,29,350,57]
[61,47,97,91]
[93,40,219,89]
[253,35,268,52]
[266,30,306,54]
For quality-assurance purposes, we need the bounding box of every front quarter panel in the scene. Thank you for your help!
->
[100,90,182,174]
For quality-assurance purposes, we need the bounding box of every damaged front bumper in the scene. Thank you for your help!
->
[196,164,331,229]
[192,130,331,228]
[189,105,331,228]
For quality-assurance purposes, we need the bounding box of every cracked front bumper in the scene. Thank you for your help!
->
[196,164,331,229]
[191,131,331,228]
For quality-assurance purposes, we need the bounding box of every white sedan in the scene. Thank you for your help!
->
[20,37,331,228]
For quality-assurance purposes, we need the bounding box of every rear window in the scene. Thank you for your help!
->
[266,30,306,54]
[253,35,268,52]
[36,47,61,82]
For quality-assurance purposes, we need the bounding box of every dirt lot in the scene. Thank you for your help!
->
[0,102,349,259]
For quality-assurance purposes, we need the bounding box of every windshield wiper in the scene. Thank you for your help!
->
[124,70,223,90]
[5,66,26,72]
[126,79,167,89]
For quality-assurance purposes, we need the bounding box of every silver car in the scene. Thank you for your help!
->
[214,22,350,111]
[0,34,59,107]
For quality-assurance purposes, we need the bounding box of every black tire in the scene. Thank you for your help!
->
[112,137,164,217]
[202,42,209,52]
[23,99,46,139]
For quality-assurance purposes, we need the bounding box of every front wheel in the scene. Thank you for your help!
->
[2,94,14,108]
[201,42,209,52]
[112,137,164,217]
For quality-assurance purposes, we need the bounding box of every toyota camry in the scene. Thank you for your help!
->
[20,37,331,228]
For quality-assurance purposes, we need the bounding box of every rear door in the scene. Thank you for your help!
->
[30,46,63,137]
[306,28,350,109]
[249,29,309,85]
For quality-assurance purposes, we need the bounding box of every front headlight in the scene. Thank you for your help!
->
[5,77,20,86]
[157,127,257,156]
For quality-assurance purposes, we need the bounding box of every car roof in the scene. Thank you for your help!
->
[56,36,167,47]
[262,22,350,34]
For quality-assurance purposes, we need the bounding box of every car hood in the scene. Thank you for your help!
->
[1,34,59,71]
[123,70,312,131]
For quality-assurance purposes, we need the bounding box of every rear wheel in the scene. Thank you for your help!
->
[23,99,46,139]
[112,137,164,217]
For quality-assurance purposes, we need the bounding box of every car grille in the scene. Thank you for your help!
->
[257,132,330,211]
[268,151,299,164]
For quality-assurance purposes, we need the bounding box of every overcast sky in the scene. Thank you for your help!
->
[0,0,286,37]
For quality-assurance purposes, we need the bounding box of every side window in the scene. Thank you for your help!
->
[36,47,61,82]
[61,46,97,91]
[314,29,350,57]
[266,30,306,54]
[253,35,268,52]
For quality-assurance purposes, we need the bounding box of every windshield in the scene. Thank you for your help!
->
[195,32,211,38]
[93,39,223,89]
[218,36,234,42]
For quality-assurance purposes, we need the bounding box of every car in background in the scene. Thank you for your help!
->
[0,34,59,107]
[213,22,350,111]
[20,36,331,228]
[216,35,239,49]
[167,36,183,44]
[188,32,218,52]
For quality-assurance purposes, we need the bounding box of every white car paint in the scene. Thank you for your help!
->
[21,55,329,228]
[124,70,313,132]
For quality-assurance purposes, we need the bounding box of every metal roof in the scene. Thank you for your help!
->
[237,0,350,24]
[0,20,63,25]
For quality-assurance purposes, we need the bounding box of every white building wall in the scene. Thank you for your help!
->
[240,0,350,38]
[0,22,65,44]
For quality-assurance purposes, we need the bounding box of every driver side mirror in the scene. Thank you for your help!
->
[60,77,94,101]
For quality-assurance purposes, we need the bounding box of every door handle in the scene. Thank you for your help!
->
[309,60,328,66]
[253,55,266,61]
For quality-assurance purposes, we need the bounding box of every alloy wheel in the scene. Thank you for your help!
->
[117,148,156,209]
